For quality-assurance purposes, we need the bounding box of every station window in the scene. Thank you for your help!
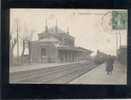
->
[41,48,46,56]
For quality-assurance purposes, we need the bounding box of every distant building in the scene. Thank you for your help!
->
[29,25,92,63]
[117,45,127,65]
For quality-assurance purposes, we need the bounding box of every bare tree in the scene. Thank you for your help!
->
[10,18,20,65]
[21,30,34,64]
[10,34,17,65]
[13,18,21,65]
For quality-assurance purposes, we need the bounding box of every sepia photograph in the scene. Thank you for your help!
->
[9,9,127,84]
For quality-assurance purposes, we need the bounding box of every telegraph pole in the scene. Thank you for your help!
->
[55,19,58,33]
[116,31,118,51]
[118,30,121,48]
[16,20,19,65]
[45,18,48,32]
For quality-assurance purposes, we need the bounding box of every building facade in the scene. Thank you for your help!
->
[30,26,92,63]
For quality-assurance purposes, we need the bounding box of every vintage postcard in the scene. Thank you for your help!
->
[9,9,127,84]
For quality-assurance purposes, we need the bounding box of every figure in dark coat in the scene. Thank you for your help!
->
[106,56,114,75]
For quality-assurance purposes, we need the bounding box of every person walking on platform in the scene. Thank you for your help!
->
[106,55,114,75]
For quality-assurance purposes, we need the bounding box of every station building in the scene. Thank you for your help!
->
[29,25,92,63]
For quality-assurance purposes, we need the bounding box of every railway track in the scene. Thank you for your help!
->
[10,61,99,84]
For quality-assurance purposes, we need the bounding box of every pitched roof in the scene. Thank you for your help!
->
[57,46,92,54]
[39,37,59,42]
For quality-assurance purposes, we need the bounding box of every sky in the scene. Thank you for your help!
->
[10,9,127,56]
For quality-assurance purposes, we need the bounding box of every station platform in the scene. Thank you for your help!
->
[10,61,88,73]
[70,61,127,84]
